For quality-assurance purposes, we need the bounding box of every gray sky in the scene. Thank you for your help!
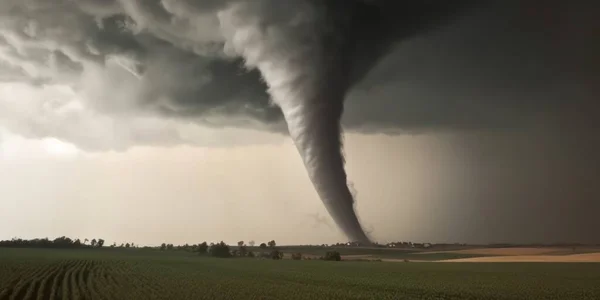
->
[1,0,598,245]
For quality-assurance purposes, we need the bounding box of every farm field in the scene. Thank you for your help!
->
[278,245,600,262]
[277,246,493,261]
[1,248,600,299]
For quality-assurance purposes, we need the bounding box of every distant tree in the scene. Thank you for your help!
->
[324,251,341,261]
[268,240,276,248]
[291,253,302,260]
[166,244,174,251]
[259,243,267,249]
[198,242,208,254]
[160,243,167,251]
[84,238,89,245]
[91,239,97,248]
[112,242,117,248]
[238,241,244,247]
[209,241,231,258]
[53,236,74,248]
[41,238,52,247]
[270,250,284,260]
[125,243,130,248]
[238,245,248,257]
[74,239,82,247]
[248,240,255,247]
[120,243,125,248]
[97,239,105,248]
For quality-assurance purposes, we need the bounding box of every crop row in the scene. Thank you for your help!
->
[0,259,137,300]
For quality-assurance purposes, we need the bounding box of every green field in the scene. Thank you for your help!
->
[1,248,599,300]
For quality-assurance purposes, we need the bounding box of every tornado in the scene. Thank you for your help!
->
[218,0,477,243]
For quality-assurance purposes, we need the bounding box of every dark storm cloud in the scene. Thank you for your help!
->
[136,52,281,127]
[0,0,473,137]
[345,0,599,133]
[0,0,283,135]
[2,0,595,139]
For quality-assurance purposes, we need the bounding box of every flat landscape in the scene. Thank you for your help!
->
[1,247,600,300]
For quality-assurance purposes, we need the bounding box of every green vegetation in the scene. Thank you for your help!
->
[1,248,599,300]
[209,241,232,258]
[0,237,106,249]
[325,251,342,261]
[269,250,284,260]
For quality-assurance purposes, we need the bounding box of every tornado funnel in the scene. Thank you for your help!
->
[218,0,479,243]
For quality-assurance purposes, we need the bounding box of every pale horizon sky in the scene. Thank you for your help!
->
[1,130,460,246]
[2,124,598,246]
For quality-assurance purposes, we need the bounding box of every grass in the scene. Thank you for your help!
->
[1,248,599,299]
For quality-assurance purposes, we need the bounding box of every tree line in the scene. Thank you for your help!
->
[159,240,288,259]
[0,237,144,249]
[0,237,105,248]
[0,237,342,261]
[158,240,341,261]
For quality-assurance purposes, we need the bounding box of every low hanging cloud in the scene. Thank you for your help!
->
[0,0,597,150]
[0,0,283,150]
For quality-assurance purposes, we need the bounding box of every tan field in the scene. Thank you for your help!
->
[337,247,600,263]
[287,246,600,263]
[418,247,576,256]
[441,252,600,262]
